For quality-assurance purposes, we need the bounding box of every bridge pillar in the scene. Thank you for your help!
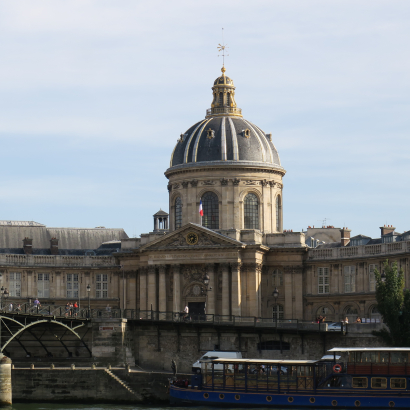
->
[0,354,12,405]
[91,318,134,366]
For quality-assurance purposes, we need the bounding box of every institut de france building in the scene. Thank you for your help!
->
[1,67,409,322]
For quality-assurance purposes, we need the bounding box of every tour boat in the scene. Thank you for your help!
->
[169,347,410,408]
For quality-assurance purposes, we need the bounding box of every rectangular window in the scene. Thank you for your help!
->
[369,264,377,292]
[66,274,79,299]
[272,269,283,287]
[390,378,406,389]
[9,272,21,297]
[318,267,329,294]
[371,377,387,389]
[344,266,356,293]
[37,273,50,298]
[96,274,108,298]
[352,377,368,388]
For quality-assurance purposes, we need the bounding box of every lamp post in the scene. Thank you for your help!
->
[202,274,212,320]
[86,284,91,318]
[273,287,279,328]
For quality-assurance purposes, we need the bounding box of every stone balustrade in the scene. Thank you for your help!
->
[308,240,410,260]
[0,254,116,268]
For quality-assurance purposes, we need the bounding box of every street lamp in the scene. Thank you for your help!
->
[86,284,91,318]
[273,287,279,328]
[202,274,212,320]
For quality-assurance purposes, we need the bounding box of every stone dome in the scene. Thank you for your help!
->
[168,67,284,173]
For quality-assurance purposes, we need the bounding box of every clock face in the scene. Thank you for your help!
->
[186,232,199,245]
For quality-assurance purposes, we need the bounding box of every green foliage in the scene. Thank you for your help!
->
[374,260,410,346]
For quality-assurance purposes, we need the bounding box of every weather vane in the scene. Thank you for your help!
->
[217,28,229,68]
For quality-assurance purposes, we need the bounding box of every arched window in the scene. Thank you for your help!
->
[369,306,381,323]
[276,195,281,231]
[272,269,283,287]
[344,305,359,322]
[272,304,284,320]
[244,193,259,229]
[219,92,223,106]
[315,306,334,322]
[174,197,182,229]
[202,192,219,229]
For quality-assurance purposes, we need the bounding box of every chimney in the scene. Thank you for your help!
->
[23,237,33,254]
[380,225,395,237]
[340,227,351,247]
[50,238,59,255]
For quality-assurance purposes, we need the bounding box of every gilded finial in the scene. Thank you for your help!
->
[221,66,226,74]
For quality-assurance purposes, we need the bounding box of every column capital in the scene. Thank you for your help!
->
[157,264,167,273]
[172,264,181,274]
[148,265,156,274]
[230,262,242,271]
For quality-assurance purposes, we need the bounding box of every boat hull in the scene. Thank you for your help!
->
[170,385,410,408]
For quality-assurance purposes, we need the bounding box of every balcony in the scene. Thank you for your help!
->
[206,107,242,117]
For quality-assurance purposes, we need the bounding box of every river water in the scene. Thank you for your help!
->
[5,406,335,410]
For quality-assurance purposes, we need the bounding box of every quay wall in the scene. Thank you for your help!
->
[134,323,386,373]
[12,368,176,403]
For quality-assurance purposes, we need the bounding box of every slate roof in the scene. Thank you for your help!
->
[170,117,283,169]
[0,223,128,249]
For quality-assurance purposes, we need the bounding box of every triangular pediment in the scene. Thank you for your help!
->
[140,223,245,251]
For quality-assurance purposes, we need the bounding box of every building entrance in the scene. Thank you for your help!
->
[188,302,206,317]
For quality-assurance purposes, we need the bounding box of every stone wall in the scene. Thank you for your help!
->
[12,368,176,404]
[134,323,386,373]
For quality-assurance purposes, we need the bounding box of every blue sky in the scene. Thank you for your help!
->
[1,1,409,239]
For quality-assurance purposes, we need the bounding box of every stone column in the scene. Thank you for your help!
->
[147,265,157,312]
[247,263,262,317]
[233,179,241,229]
[172,264,181,313]
[139,267,147,312]
[221,263,230,316]
[206,263,215,315]
[231,262,242,317]
[158,265,167,313]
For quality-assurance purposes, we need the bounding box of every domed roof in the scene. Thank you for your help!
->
[214,75,234,86]
[169,116,282,169]
[168,67,284,173]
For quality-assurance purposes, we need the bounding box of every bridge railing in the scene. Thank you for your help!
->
[0,306,352,332]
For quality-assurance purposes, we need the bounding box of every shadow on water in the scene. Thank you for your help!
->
[6,405,347,410]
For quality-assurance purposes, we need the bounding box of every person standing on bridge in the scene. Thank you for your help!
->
[34,298,41,313]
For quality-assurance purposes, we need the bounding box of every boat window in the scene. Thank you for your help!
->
[380,352,389,363]
[390,378,406,389]
[362,352,378,363]
[352,377,368,388]
[371,377,387,389]
[391,352,409,363]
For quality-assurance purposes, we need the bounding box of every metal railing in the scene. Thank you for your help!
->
[206,107,242,117]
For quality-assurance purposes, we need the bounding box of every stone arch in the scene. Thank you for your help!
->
[368,304,382,323]
[239,188,262,202]
[342,303,361,323]
[313,303,335,322]
[197,187,221,202]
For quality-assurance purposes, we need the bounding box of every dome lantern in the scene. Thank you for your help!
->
[206,67,242,118]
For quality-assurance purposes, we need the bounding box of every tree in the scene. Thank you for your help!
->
[374,260,410,346]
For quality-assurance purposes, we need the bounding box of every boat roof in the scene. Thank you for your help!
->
[205,358,318,364]
[328,347,410,352]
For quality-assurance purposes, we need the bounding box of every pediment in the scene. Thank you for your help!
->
[140,223,244,251]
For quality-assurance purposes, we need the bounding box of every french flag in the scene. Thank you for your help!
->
[199,199,203,216]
